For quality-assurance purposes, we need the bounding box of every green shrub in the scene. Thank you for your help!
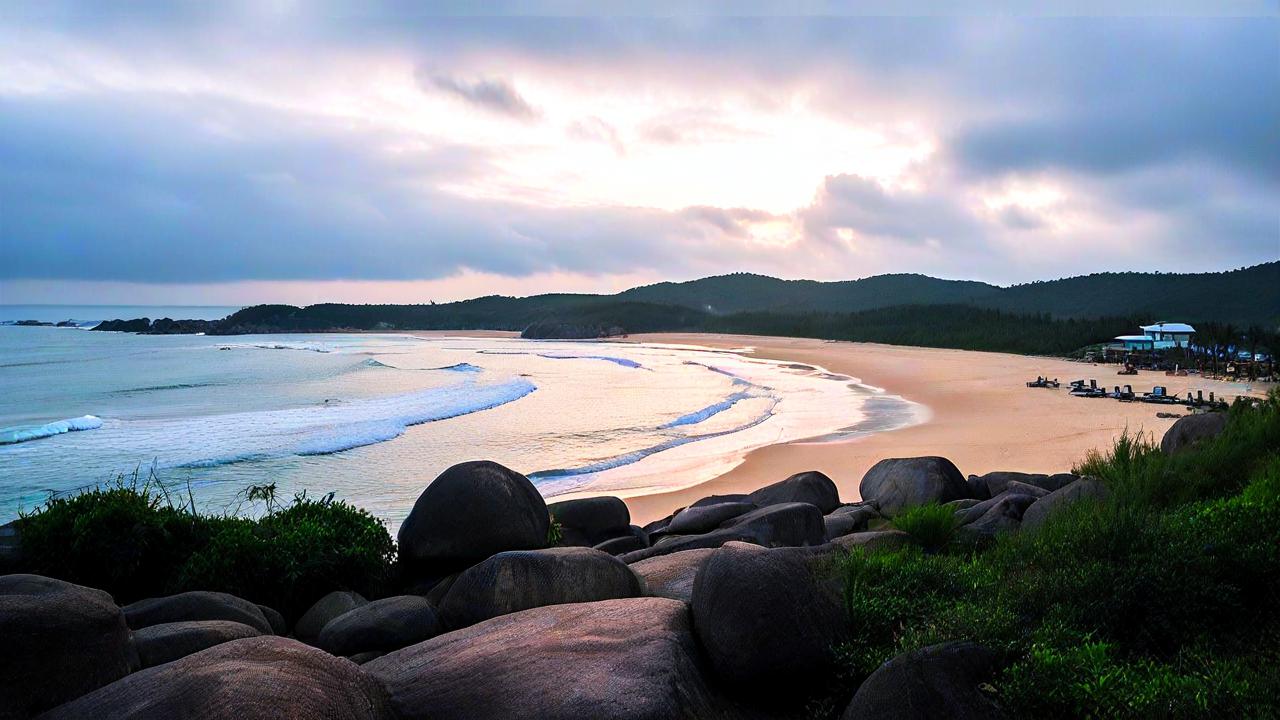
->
[890,502,958,552]
[825,393,1280,718]
[17,481,395,621]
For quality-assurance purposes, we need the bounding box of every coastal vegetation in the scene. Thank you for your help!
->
[13,480,394,621]
[2,392,1276,718]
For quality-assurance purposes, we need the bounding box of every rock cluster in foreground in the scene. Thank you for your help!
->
[0,415,1221,719]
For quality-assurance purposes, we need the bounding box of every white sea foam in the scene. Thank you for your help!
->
[168,378,537,467]
[0,415,104,445]
[659,391,755,428]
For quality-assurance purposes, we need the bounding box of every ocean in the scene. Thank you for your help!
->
[0,311,924,530]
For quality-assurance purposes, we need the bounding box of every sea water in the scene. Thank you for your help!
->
[0,320,924,530]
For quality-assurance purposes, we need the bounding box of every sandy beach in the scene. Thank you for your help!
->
[618,333,1269,524]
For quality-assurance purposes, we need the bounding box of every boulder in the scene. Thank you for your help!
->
[1021,478,1110,531]
[629,548,716,602]
[692,543,849,699]
[689,493,753,508]
[594,533,648,555]
[642,514,673,535]
[955,490,1039,526]
[256,604,287,635]
[619,502,826,562]
[397,461,549,571]
[132,620,262,668]
[41,636,390,720]
[1038,473,1081,493]
[318,595,441,657]
[1003,481,1050,499]
[828,530,913,554]
[123,590,273,635]
[969,471,1046,498]
[1161,412,1229,455]
[0,575,134,719]
[438,547,643,629]
[842,642,1005,720]
[965,475,991,501]
[824,506,879,540]
[956,494,1037,543]
[971,471,1080,498]
[662,501,756,535]
[748,471,841,513]
[860,457,969,517]
[944,498,982,512]
[295,591,368,645]
[366,598,737,720]
[546,496,630,546]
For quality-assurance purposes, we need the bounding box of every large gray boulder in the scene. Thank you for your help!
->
[956,494,1038,543]
[366,598,739,720]
[691,542,848,698]
[123,590,273,635]
[842,642,1005,720]
[41,636,390,720]
[619,502,826,562]
[1021,478,1110,531]
[824,505,879,540]
[318,595,441,658]
[295,591,368,645]
[828,530,913,554]
[132,620,262,668]
[860,457,969,517]
[629,548,716,602]
[547,496,630,546]
[0,575,134,720]
[437,547,642,629]
[970,471,1077,498]
[662,501,756,536]
[398,461,549,570]
[1161,412,1229,455]
[593,530,648,556]
[256,604,287,635]
[1003,481,1050,499]
[748,471,841,513]
[954,490,1037,526]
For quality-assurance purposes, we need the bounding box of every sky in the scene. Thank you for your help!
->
[1,2,1277,305]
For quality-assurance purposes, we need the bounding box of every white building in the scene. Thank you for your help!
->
[1111,321,1195,351]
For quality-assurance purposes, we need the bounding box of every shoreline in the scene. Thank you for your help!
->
[613,333,1270,524]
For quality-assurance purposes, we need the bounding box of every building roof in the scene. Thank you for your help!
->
[1141,322,1195,333]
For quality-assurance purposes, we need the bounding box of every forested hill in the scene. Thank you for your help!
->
[619,263,1279,324]
[977,263,1280,323]
[616,273,1000,314]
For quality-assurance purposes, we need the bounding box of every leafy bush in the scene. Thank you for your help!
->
[16,480,395,621]
[889,502,958,552]
[828,392,1280,718]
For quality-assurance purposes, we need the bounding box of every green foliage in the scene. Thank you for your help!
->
[16,481,395,621]
[546,514,563,546]
[827,396,1280,718]
[1075,392,1280,508]
[889,502,959,552]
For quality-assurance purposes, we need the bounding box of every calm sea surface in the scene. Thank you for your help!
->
[0,310,924,530]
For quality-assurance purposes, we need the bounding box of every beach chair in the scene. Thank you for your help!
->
[1140,386,1179,404]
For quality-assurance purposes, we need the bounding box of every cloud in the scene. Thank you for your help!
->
[567,116,625,155]
[417,70,539,120]
[0,11,1275,298]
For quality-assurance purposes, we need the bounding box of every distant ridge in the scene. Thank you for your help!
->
[84,263,1279,355]
[616,263,1279,323]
